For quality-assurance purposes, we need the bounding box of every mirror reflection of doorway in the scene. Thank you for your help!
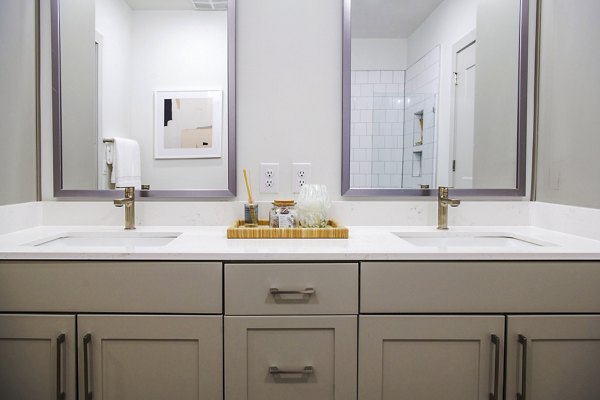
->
[452,36,477,189]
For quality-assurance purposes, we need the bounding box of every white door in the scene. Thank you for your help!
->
[453,41,477,188]
[506,315,600,400]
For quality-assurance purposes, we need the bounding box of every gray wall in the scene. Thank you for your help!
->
[536,0,600,208]
[0,0,38,205]
[473,0,520,188]
[60,0,97,190]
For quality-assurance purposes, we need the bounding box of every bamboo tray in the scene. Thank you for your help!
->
[227,220,348,239]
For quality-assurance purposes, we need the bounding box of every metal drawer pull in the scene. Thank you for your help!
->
[517,334,528,400]
[56,334,66,400]
[269,366,314,375]
[83,334,93,400]
[269,287,315,296]
[489,334,500,400]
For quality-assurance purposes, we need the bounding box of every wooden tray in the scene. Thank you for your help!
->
[227,220,348,239]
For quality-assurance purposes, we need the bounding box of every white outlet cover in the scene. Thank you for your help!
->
[292,163,311,193]
[260,163,279,193]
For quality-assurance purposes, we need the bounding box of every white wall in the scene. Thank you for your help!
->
[95,0,133,141]
[352,39,408,71]
[536,0,600,208]
[407,0,478,187]
[0,0,38,205]
[237,0,342,200]
[129,10,228,190]
[59,0,98,190]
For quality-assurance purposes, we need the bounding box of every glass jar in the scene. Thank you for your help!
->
[269,200,298,228]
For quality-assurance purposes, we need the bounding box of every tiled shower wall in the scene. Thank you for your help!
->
[350,70,405,188]
[402,47,440,189]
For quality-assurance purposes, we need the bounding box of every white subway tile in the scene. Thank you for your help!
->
[368,70,381,83]
[360,161,372,174]
[380,71,393,83]
[359,136,373,149]
[356,71,368,83]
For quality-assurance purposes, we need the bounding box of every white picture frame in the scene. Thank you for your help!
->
[154,90,223,159]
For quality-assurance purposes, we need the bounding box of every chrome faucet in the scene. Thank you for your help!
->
[114,187,135,230]
[437,186,461,230]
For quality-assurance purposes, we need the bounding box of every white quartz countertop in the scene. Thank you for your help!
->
[1,225,600,261]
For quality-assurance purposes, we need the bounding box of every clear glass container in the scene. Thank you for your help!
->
[269,200,298,228]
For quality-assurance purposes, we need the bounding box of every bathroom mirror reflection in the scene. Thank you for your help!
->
[342,0,528,196]
[52,0,236,198]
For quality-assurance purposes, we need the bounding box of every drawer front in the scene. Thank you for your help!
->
[0,261,222,313]
[225,316,357,400]
[361,261,600,313]
[225,263,358,315]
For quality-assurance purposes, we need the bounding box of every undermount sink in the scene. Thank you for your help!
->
[27,232,182,248]
[393,232,550,248]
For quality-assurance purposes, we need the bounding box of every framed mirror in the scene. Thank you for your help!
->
[51,0,236,198]
[342,0,529,196]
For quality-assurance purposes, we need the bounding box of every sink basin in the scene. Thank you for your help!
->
[27,232,182,248]
[393,232,550,248]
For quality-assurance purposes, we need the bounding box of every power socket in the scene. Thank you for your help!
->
[260,162,279,193]
[292,163,311,193]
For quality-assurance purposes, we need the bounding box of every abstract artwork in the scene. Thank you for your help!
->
[154,90,222,159]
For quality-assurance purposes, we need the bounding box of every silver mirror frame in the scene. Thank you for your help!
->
[51,0,237,199]
[341,0,529,197]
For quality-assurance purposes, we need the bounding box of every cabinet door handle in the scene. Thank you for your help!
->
[489,334,500,400]
[517,334,528,400]
[269,366,314,375]
[56,334,66,400]
[83,334,93,400]
[269,287,315,296]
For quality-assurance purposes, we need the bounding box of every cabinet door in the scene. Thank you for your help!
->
[506,315,600,400]
[359,315,505,400]
[0,314,76,400]
[77,315,222,400]
[225,316,357,400]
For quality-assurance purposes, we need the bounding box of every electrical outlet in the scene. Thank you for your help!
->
[292,163,311,193]
[260,163,279,193]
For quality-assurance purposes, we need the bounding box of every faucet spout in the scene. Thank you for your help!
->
[114,187,135,230]
[437,186,461,230]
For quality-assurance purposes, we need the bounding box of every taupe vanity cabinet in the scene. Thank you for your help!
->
[0,261,223,400]
[358,316,504,400]
[77,315,222,400]
[0,314,76,400]
[224,263,359,400]
[505,315,600,400]
[360,261,600,400]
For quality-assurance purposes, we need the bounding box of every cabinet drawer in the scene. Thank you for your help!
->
[225,316,357,400]
[0,261,222,313]
[361,261,600,313]
[225,263,358,315]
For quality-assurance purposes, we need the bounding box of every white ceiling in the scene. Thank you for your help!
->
[352,0,445,39]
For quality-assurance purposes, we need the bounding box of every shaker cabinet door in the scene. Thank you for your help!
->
[0,314,76,400]
[225,316,357,400]
[359,315,505,400]
[77,315,222,400]
[506,315,600,400]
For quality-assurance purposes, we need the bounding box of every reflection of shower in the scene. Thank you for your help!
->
[349,46,440,190]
